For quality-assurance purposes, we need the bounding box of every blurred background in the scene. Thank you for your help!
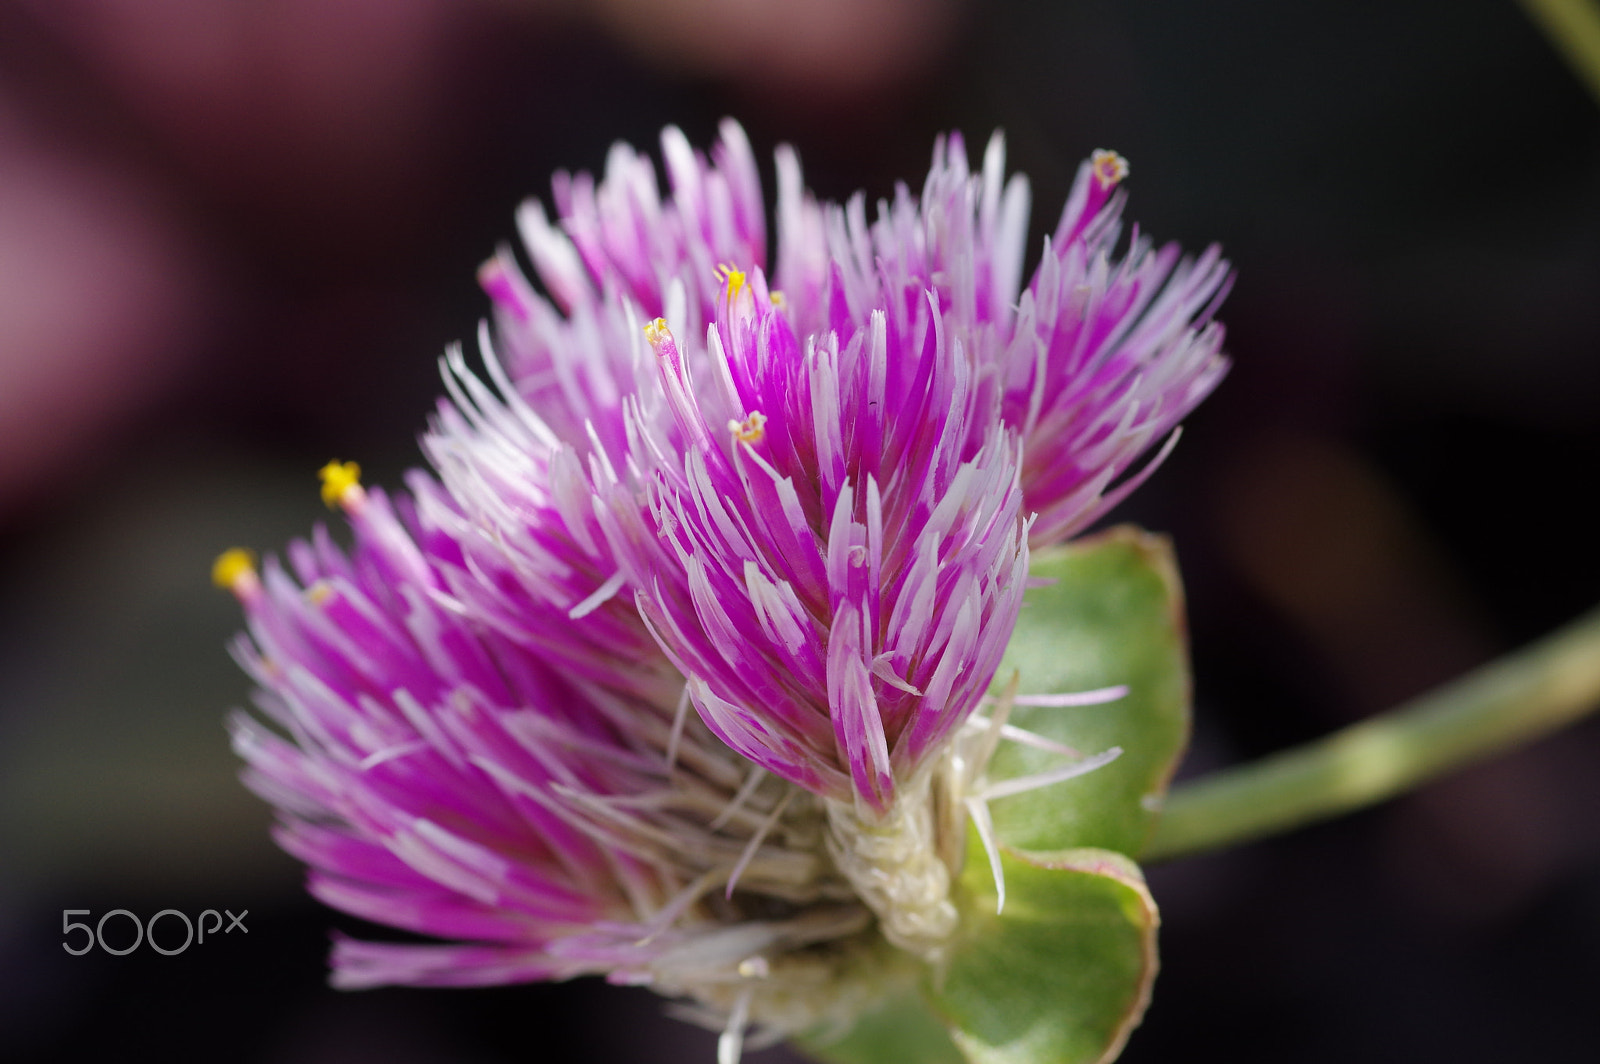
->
[2,0,1599,1060]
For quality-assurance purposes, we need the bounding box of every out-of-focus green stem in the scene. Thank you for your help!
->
[1519,0,1600,105]
[1145,603,1600,862]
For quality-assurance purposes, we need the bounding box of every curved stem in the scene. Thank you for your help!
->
[1144,603,1600,862]
[1519,0,1600,106]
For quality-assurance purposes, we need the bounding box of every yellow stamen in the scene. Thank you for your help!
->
[716,263,747,303]
[730,411,768,444]
[306,581,334,606]
[643,317,672,350]
[1091,149,1129,190]
[318,460,362,509]
[211,548,257,591]
[769,290,786,308]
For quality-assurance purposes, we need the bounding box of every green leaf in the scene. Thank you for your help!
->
[985,526,1191,856]
[799,987,967,1064]
[798,527,1185,1064]
[931,845,1159,1064]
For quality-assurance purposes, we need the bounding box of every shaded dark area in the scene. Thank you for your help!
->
[2,0,1598,1061]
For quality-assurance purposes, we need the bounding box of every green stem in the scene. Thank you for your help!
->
[1144,603,1600,862]
[1518,0,1600,106]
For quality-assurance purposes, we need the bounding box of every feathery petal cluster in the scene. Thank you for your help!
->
[226,477,869,1011]
[224,120,1228,1044]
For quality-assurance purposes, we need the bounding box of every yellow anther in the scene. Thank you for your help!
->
[306,581,334,606]
[769,290,786,308]
[716,263,747,302]
[212,548,257,591]
[1091,150,1129,190]
[643,317,672,349]
[730,410,768,444]
[318,460,362,509]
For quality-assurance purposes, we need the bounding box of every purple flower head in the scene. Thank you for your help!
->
[509,126,1230,821]
[221,121,1229,1048]
[776,135,1230,548]
[222,469,866,1008]
[610,270,1030,820]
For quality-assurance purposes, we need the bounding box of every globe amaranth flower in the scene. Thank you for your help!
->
[220,119,1229,1057]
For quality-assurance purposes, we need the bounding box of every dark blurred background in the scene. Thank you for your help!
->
[2,0,1598,1061]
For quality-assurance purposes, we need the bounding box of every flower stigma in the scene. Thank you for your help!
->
[716,263,748,303]
[211,547,259,598]
[643,317,680,360]
[318,459,364,510]
[729,411,768,445]
[1091,149,1130,190]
